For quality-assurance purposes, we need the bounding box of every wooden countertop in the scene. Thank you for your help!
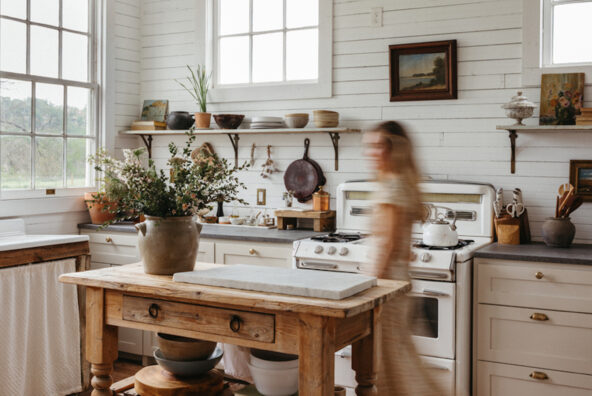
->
[59,262,410,318]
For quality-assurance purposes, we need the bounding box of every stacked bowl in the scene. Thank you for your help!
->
[313,110,339,128]
[153,333,223,377]
[247,349,299,396]
[284,113,309,128]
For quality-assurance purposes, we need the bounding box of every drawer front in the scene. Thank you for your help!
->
[122,295,275,343]
[82,230,138,247]
[215,241,291,268]
[477,304,592,374]
[197,241,214,263]
[476,258,592,313]
[477,361,592,396]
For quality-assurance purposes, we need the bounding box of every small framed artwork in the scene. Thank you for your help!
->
[539,73,584,125]
[140,100,169,122]
[389,40,457,102]
[570,160,592,201]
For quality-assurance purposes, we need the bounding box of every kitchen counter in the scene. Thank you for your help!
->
[474,242,592,265]
[78,223,327,243]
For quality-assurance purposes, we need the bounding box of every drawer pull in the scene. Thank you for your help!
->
[529,371,548,380]
[148,303,160,319]
[535,271,544,279]
[529,312,549,321]
[229,315,242,333]
[105,237,113,243]
[249,249,257,255]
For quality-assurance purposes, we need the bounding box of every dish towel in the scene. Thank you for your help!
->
[0,259,82,396]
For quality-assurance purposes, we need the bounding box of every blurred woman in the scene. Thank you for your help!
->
[362,121,443,395]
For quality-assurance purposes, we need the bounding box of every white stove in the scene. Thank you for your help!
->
[293,180,495,396]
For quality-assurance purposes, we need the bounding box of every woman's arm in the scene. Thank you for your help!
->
[373,203,407,279]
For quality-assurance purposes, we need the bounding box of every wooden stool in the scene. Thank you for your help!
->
[275,210,336,232]
[134,365,224,396]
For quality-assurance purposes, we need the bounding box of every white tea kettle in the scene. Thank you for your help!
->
[422,205,459,247]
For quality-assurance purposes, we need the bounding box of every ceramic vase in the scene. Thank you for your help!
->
[166,111,194,130]
[135,216,202,274]
[216,201,224,218]
[542,217,575,248]
[194,112,211,129]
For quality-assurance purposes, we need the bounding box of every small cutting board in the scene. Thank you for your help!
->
[172,264,376,300]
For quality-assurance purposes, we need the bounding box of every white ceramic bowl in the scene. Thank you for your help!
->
[249,354,298,370]
[247,362,298,396]
[230,217,245,225]
[284,114,309,128]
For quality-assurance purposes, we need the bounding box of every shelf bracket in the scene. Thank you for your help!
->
[508,130,517,174]
[227,133,240,168]
[140,135,153,159]
[328,132,341,171]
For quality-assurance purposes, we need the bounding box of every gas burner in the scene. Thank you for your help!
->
[413,239,474,251]
[310,232,363,243]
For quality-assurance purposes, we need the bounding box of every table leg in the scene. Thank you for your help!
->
[298,314,335,396]
[86,287,118,396]
[352,306,382,396]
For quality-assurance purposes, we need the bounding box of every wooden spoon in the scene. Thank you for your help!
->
[565,196,584,217]
[558,189,575,218]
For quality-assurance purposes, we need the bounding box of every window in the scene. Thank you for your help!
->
[543,0,592,66]
[208,0,332,101]
[0,0,96,198]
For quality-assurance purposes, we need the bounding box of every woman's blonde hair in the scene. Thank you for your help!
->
[375,121,423,220]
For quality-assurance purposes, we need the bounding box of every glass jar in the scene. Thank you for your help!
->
[313,186,330,211]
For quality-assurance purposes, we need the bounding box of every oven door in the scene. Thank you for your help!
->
[408,279,455,359]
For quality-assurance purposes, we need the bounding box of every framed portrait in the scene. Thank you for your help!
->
[389,40,457,102]
[569,160,592,201]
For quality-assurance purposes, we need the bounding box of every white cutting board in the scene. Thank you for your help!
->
[173,264,377,300]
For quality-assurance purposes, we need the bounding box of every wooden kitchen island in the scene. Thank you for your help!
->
[59,263,410,396]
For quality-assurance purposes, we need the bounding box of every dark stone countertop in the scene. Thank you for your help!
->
[475,242,592,265]
[78,223,327,244]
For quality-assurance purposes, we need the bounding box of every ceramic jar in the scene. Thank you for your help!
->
[542,217,575,248]
[501,91,536,125]
[166,111,194,130]
[135,216,202,274]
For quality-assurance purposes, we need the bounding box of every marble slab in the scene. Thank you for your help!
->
[173,264,377,300]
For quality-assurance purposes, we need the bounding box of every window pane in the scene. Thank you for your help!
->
[63,0,88,32]
[286,28,318,80]
[0,0,26,20]
[63,32,89,81]
[67,138,90,187]
[1,135,31,190]
[35,83,64,134]
[30,0,59,26]
[252,33,283,83]
[286,0,318,28]
[0,79,31,133]
[0,19,26,73]
[219,36,249,84]
[253,0,283,32]
[30,26,59,78]
[67,86,90,135]
[553,3,592,64]
[219,0,249,35]
[35,137,63,188]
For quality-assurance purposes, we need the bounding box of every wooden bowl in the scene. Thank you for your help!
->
[157,333,217,361]
[213,114,244,129]
[284,113,309,128]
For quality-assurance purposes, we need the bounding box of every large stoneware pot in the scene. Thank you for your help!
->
[542,217,575,248]
[135,216,203,275]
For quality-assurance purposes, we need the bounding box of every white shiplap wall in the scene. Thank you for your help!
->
[122,0,592,242]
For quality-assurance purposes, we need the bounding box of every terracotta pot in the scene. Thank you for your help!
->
[194,112,211,129]
[135,215,203,275]
[542,217,576,248]
[84,192,117,225]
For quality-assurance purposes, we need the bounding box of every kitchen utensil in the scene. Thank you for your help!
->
[284,113,309,128]
[166,111,194,130]
[566,195,584,217]
[506,201,525,218]
[261,145,279,179]
[422,205,459,247]
[558,183,574,197]
[284,138,324,203]
[213,114,244,129]
[512,188,523,204]
[153,347,223,377]
[494,188,504,218]
[557,189,575,218]
[156,333,217,361]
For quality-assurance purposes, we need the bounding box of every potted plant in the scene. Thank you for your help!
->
[177,65,212,129]
[84,159,122,224]
[88,132,247,274]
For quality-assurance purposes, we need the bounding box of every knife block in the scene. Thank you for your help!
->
[275,210,336,232]
[494,209,531,244]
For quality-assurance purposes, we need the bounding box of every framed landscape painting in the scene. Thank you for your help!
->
[140,99,169,122]
[570,160,592,202]
[539,73,584,125]
[389,40,457,101]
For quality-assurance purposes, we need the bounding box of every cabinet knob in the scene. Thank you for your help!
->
[529,371,548,380]
[105,237,113,243]
[229,315,242,333]
[148,303,160,319]
[249,248,257,255]
[529,312,549,321]
[535,271,544,279]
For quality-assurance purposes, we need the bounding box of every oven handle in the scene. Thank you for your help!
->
[298,262,339,270]
[423,362,452,371]
[417,289,450,297]
[408,270,449,280]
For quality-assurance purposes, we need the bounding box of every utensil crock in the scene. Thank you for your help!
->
[542,217,575,248]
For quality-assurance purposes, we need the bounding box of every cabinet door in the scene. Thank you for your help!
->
[215,241,292,268]
[118,327,144,355]
[197,241,215,263]
[477,361,592,396]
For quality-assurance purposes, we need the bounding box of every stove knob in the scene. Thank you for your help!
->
[420,253,432,263]
[314,245,324,254]
[339,247,349,256]
[327,246,337,255]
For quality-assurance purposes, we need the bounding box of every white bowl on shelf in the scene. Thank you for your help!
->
[247,361,299,396]
[249,350,298,370]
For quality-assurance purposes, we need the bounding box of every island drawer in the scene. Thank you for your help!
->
[121,295,275,343]
[476,258,592,313]
[476,304,592,375]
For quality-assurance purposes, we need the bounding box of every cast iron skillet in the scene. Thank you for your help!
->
[284,139,325,203]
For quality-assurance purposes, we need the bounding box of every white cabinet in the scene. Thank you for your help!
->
[215,241,292,268]
[474,258,592,395]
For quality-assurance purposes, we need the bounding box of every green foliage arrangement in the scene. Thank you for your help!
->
[176,65,211,113]
[88,132,247,222]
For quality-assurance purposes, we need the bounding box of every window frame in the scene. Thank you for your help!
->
[0,0,99,200]
[205,0,332,102]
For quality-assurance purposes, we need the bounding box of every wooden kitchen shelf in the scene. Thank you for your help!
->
[496,125,592,174]
[120,127,361,170]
